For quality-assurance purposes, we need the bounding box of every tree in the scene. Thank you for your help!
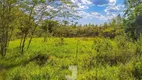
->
[0,0,81,55]
[0,0,18,56]
[18,0,79,53]
[103,22,108,28]
[116,14,123,29]
[110,18,116,28]
[124,0,142,40]
[41,20,59,42]
[17,0,45,54]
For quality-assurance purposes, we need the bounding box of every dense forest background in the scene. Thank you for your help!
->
[0,0,142,80]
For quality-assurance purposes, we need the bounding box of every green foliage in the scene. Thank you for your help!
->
[132,58,142,80]
[53,26,120,38]
[0,37,141,80]
[135,35,142,55]
[124,0,142,40]
[93,37,136,66]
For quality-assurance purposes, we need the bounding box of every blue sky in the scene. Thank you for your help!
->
[71,0,125,25]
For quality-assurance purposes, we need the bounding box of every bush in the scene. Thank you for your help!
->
[132,57,142,80]
[136,35,142,55]
[93,37,136,66]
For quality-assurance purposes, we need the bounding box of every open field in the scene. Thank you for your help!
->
[0,37,141,80]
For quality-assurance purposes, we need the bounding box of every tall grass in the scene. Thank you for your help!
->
[0,37,141,80]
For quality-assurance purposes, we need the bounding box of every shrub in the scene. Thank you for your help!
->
[132,57,142,80]
[93,37,136,66]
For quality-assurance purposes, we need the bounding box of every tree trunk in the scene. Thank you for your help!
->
[21,32,28,54]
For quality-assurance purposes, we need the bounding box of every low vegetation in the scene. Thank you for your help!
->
[0,36,141,80]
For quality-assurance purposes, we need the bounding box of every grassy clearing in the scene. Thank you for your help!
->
[0,37,142,80]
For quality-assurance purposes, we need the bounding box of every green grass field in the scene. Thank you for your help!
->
[0,37,142,80]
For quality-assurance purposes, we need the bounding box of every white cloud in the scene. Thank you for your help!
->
[76,11,108,20]
[105,4,125,17]
[71,0,92,5]
[71,0,116,6]
[109,0,116,5]
[91,0,116,6]
[70,0,118,20]
[75,3,89,10]
[76,11,92,18]
[92,12,107,20]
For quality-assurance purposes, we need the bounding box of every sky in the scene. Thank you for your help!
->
[70,0,125,25]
